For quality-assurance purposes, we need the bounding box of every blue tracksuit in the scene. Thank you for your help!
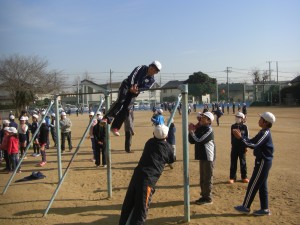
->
[241,128,274,210]
[105,65,155,130]
[230,123,249,180]
[151,114,164,126]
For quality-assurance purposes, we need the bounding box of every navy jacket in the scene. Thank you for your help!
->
[124,65,155,91]
[38,124,49,144]
[93,123,106,145]
[242,128,274,161]
[231,123,249,148]
[166,123,176,145]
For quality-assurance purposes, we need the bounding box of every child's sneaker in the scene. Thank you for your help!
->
[32,153,37,157]
[195,197,213,205]
[234,205,250,214]
[253,209,271,216]
[229,179,235,184]
[242,178,249,183]
[111,128,120,136]
[39,161,47,167]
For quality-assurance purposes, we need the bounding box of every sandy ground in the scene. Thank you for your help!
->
[0,107,300,225]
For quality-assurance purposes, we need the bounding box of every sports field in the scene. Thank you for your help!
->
[0,107,299,225]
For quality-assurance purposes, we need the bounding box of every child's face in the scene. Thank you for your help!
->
[259,117,268,128]
[201,116,211,126]
[235,116,243,124]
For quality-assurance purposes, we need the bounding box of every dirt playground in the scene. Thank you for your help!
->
[0,107,299,225]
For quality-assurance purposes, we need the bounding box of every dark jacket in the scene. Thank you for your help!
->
[31,121,39,136]
[189,125,215,161]
[124,65,155,91]
[38,124,49,144]
[133,137,175,187]
[242,128,274,161]
[166,123,176,145]
[93,122,106,144]
[231,123,249,148]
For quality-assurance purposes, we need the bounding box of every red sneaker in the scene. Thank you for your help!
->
[39,161,47,167]
[111,128,120,136]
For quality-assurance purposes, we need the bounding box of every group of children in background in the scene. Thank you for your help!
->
[0,112,50,173]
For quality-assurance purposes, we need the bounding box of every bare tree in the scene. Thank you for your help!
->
[251,69,261,84]
[0,54,65,114]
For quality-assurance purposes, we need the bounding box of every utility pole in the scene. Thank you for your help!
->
[266,61,272,82]
[226,67,232,102]
[77,80,79,106]
[276,61,279,83]
[110,69,112,104]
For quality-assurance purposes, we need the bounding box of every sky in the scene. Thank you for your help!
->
[0,0,299,87]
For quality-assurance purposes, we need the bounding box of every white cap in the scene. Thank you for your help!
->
[235,112,245,119]
[33,114,39,119]
[24,116,29,120]
[153,124,169,139]
[42,120,46,123]
[89,112,95,116]
[260,112,276,124]
[61,112,66,116]
[20,116,26,121]
[9,127,18,134]
[203,112,214,122]
[96,111,102,115]
[9,115,15,120]
[197,112,203,118]
[51,113,56,117]
[150,60,162,71]
[41,111,46,115]
[3,120,10,125]
[157,109,163,114]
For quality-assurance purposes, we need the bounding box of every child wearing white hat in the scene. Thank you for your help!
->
[229,112,249,184]
[188,111,216,205]
[233,112,276,216]
[18,116,28,159]
[119,124,175,224]
[7,127,21,173]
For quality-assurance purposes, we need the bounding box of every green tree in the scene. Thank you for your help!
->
[184,71,216,102]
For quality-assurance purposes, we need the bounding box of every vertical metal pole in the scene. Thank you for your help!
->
[276,61,279,83]
[279,85,281,105]
[82,85,85,106]
[216,81,219,103]
[77,80,79,106]
[105,92,112,198]
[55,95,62,179]
[243,83,246,103]
[178,84,190,222]
[2,101,54,195]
